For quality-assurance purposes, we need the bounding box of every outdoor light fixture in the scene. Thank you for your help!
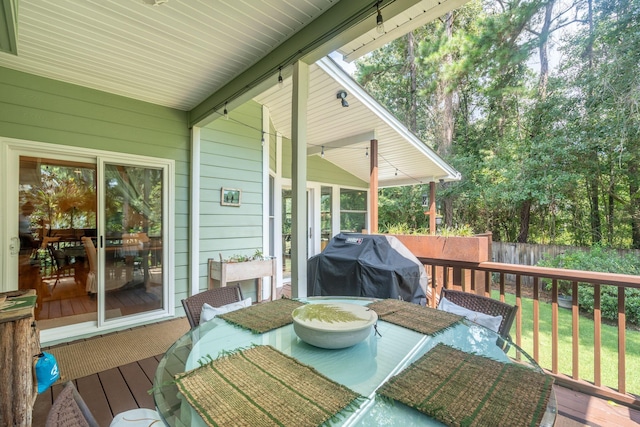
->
[278,67,283,88]
[376,1,385,34]
[337,90,349,107]
[223,102,228,120]
[321,146,325,158]
[421,193,429,208]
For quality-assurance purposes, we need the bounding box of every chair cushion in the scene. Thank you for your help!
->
[199,297,252,325]
[438,295,503,332]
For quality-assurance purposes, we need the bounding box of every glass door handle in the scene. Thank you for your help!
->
[9,237,20,255]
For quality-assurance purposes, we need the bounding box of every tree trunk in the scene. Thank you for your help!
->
[517,0,553,244]
[607,167,615,246]
[441,12,454,160]
[517,199,531,243]
[407,32,417,133]
[587,175,602,244]
[585,0,602,245]
[538,0,553,99]
[630,162,640,248]
[440,12,455,226]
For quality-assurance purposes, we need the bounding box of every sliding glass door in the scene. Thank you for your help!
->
[101,163,165,320]
[3,140,173,336]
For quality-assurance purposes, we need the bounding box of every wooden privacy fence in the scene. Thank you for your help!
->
[491,242,640,285]
[418,257,640,410]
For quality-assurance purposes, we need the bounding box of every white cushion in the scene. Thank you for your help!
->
[438,295,503,333]
[109,408,161,426]
[199,297,252,325]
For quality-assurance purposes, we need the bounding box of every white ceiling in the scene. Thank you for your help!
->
[1,0,463,185]
[1,0,339,110]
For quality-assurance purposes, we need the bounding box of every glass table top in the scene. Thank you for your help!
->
[153,297,556,426]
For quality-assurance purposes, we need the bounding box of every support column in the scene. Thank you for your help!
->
[429,181,436,235]
[369,139,378,234]
[189,127,201,295]
[291,61,309,299]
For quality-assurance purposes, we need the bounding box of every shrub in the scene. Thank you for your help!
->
[381,222,475,236]
[537,246,640,325]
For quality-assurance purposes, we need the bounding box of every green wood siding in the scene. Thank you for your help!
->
[269,121,277,173]
[281,137,367,187]
[199,101,264,300]
[0,66,191,307]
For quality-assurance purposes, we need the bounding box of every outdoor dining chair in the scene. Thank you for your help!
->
[439,288,518,339]
[47,381,161,427]
[181,284,244,328]
[47,245,75,291]
[45,381,99,427]
[81,237,98,295]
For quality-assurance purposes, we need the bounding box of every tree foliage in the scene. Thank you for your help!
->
[355,0,640,248]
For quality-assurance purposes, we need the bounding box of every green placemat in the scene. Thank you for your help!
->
[175,345,362,427]
[368,299,462,335]
[377,343,554,427]
[218,298,305,333]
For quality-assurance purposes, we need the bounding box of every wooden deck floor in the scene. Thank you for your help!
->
[32,284,640,426]
[32,352,640,426]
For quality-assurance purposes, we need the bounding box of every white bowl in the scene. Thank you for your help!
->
[292,303,378,349]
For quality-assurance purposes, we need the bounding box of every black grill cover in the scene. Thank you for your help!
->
[307,233,427,304]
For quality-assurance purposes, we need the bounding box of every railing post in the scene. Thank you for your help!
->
[594,284,601,387]
[572,281,579,380]
[552,279,559,374]
[516,275,522,349]
[484,270,491,297]
[533,277,539,362]
[618,286,626,394]
[430,264,438,308]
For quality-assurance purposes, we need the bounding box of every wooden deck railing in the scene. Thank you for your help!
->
[417,257,640,410]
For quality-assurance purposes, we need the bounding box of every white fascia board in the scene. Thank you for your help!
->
[316,57,461,182]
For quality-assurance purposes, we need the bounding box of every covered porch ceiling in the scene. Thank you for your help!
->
[0,0,465,114]
[253,57,461,187]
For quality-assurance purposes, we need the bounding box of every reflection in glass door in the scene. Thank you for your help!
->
[17,156,97,329]
[282,188,313,281]
[103,164,164,320]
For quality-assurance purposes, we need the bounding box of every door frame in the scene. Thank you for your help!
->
[1,137,175,343]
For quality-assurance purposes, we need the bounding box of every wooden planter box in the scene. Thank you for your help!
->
[389,233,492,298]
[390,233,491,263]
[208,258,277,302]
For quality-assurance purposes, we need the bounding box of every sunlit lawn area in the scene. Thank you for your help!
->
[496,291,640,396]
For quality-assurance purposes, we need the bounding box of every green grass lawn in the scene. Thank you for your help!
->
[496,291,640,396]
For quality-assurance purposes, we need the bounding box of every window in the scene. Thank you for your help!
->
[321,186,332,249]
[340,188,367,232]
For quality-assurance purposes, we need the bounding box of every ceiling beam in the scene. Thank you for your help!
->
[0,0,18,55]
[189,0,423,128]
[307,131,377,156]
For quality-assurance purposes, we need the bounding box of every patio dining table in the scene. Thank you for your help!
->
[153,297,557,426]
